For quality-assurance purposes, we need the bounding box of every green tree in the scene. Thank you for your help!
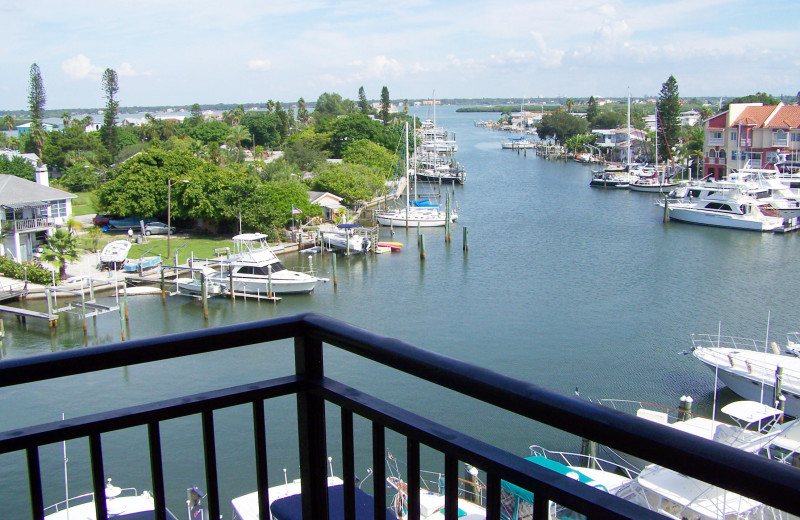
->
[565,98,575,113]
[28,63,47,159]
[187,103,203,126]
[535,112,588,144]
[41,229,80,280]
[0,156,35,180]
[61,111,72,130]
[656,75,681,161]
[297,97,310,127]
[187,120,231,144]
[586,96,598,125]
[2,114,14,131]
[379,86,391,123]
[312,162,387,206]
[592,109,625,129]
[55,161,100,191]
[682,125,705,176]
[284,129,328,170]
[358,86,370,114]
[325,113,394,158]
[403,99,409,115]
[100,68,120,163]
[313,92,355,122]
[227,125,250,162]
[342,139,394,172]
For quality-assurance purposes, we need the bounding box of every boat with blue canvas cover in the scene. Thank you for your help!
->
[501,137,535,149]
[123,255,162,273]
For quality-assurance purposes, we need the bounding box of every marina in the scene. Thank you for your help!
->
[2,106,800,518]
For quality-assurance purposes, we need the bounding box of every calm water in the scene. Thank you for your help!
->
[3,106,800,517]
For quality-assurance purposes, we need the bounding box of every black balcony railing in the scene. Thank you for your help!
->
[1,313,799,520]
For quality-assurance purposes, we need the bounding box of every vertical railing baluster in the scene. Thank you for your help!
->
[253,400,270,520]
[444,454,458,520]
[89,433,108,520]
[341,408,355,520]
[148,422,167,520]
[372,423,386,520]
[26,446,44,520]
[486,473,501,520]
[533,491,550,520]
[295,334,329,520]
[202,410,220,520]
[407,439,420,520]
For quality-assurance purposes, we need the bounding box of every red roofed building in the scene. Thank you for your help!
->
[703,103,800,178]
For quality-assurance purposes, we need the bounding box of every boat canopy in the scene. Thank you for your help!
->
[720,400,783,424]
[270,485,394,520]
[500,456,606,504]
[337,224,361,229]
[412,199,439,208]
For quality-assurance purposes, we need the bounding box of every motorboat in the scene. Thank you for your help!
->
[176,266,224,296]
[123,255,162,273]
[613,460,786,520]
[231,466,393,520]
[99,240,131,267]
[321,225,370,253]
[502,137,535,150]
[691,333,800,417]
[216,233,326,295]
[658,189,786,231]
[502,447,636,520]
[726,168,800,220]
[628,167,680,193]
[43,478,183,520]
[589,170,632,188]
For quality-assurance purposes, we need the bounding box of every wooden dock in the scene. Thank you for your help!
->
[0,304,56,322]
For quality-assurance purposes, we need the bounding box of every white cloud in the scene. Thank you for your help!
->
[117,63,151,77]
[61,54,102,80]
[530,32,564,68]
[248,59,271,71]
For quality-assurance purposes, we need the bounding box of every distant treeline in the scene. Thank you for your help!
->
[456,105,559,113]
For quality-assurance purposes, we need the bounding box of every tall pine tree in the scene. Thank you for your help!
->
[28,63,46,159]
[379,86,390,123]
[358,86,370,114]
[100,68,120,163]
[656,75,680,162]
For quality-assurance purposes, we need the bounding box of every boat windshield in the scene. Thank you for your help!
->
[236,263,286,275]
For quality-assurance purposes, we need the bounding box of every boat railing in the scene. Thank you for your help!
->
[694,344,800,388]
[3,313,800,520]
[691,333,765,352]
[528,445,639,481]
[42,487,140,515]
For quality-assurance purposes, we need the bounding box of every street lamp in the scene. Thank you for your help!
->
[167,179,189,261]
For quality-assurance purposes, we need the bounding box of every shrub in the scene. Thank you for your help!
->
[0,256,55,285]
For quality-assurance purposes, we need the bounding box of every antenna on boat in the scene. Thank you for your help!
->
[62,412,70,520]
[328,456,334,478]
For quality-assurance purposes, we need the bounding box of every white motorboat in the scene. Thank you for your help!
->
[659,189,786,231]
[176,266,224,296]
[231,467,393,520]
[589,168,633,189]
[320,227,370,254]
[727,168,800,220]
[99,240,131,267]
[43,478,182,520]
[691,333,800,417]
[216,233,326,295]
[502,137,535,150]
[628,167,679,193]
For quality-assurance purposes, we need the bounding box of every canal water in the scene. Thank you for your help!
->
[3,106,800,517]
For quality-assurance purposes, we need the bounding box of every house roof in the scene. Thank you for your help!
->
[0,175,76,206]
[764,106,800,128]
[706,113,728,129]
[731,105,776,127]
[308,191,343,204]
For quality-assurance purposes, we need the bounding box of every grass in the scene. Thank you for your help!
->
[70,191,96,216]
[82,234,237,265]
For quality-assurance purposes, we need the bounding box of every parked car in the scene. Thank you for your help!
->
[93,214,115,227]
[143,221,176,236]
[108,216,156,229]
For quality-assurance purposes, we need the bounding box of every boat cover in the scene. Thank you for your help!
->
[336,223,361,229]
[411,199,439,208]
[500,456,605,503]
[270,485,394,520]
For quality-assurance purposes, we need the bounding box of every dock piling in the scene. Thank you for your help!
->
[463,227,469,253]
[663,198,670,223]
[332,253,338,289]
[419,234,426,260]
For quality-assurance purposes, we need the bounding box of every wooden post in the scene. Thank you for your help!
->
[463,226,469,253]
[45,289,53,319]
[119,301,126,341]
[663,197,670,223]
[419,234,426,260]
[417,221,421,246]
[267,265,273,299]
[81,292,87,335]
[123,283,129,322]
[775,367,785,410]
[201,272,209,320]
[160,267,166,302]
[445,192,451,243]
[229,268,235,301]
[678,395,693,421]
[332,253,338,289]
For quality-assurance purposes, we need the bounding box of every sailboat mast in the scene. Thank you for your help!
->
[405,121,409,226]
[413,116,418,197]
[627,87,631,166]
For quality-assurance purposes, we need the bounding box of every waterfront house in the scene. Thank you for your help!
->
[0,149,40,166]
[703,103,800,178]
[592,127,647,162]
[308,191,345,221]
[0,164,76,262]
[15,121,57,135]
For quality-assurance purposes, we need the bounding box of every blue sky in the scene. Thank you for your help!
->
[2,0,798,110]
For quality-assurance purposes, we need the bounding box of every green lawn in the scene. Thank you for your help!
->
[83,234,238,265]
[71,191,96,216]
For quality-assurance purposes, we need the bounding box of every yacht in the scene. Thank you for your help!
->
[43,478,183,520]
[589,165,635,189]
[691,333,800,417]
[216,233,326,294]
[628,166,680,193]
[320,227,370,253]
[659,189,785,231]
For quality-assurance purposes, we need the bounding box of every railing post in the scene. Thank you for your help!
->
[148,422,167,520]
[295,333,329,520]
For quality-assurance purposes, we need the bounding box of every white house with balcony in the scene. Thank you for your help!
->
[0,165,76,262]
[703,103,800,178]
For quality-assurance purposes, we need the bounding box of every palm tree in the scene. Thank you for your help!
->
[565,98,575,113]
[682,125,705,178]
[3,114,14,131]
[61,111,72,130]
[228,125,249,162]
[41,229,80,280]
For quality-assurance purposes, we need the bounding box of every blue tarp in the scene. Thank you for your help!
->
[337,224,362,229]
[270,485,395,520]
[411,199,439,208]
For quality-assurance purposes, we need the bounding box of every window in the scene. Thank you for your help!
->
[708,149,717,158]
[50,200,67,218]
[712,131,723,140]
[792,133,800,143]
[776,131,787,140]
[719,150,726,159]
[730,130,738,141]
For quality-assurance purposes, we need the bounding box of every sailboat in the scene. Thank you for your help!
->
[630,101,679,193]
[376,121,458,227]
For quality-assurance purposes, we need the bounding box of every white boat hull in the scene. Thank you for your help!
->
[693,347,800,417]
[376,209,457,228]
[629,182,679,193]
[219,273,322,295]
[665,204,784,231]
